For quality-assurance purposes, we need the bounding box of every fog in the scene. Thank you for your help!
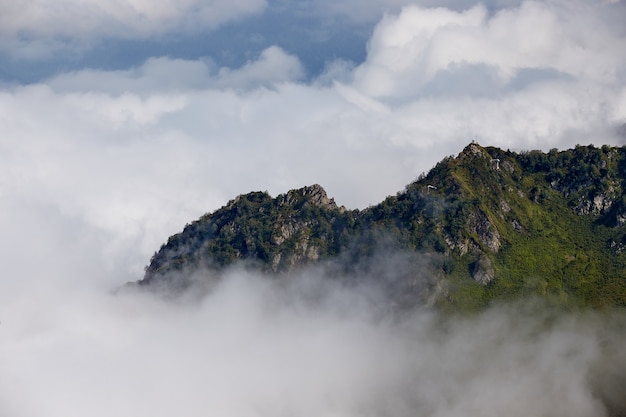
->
[1,265,624,417]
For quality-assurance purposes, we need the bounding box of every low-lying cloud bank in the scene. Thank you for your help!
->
[1,267,625,417]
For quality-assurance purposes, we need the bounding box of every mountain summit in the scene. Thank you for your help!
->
[137,143,626,309]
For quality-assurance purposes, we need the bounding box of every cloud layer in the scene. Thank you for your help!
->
[1,269,625,417]
[354,1,625,97]
[0,0,267,38]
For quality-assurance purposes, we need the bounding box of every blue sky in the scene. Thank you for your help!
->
[1,1,626,414]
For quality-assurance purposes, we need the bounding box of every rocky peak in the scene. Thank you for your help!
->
[279,184,339,210]
[460,142,489,159]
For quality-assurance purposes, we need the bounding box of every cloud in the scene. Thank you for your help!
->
[1,267,625,417]
[344,0,626,152]
[0,0,267,40]
[213,46,306,90]
[46,46,304,94]
[299,0,527,24]
[353,1,626,99]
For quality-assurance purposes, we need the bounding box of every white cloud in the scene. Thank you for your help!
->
[0,268,624,417]
[47,47,304,94]
[0,0,267,39]
[214,46,305,90]
[302,0,526,23]
[353,1,626,99]
[47,58,215,95]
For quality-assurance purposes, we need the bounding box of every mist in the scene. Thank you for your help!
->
[1,263,625,417]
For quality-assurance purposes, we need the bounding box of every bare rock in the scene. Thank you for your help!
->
[471,211,501,252]
[472,254,495,285]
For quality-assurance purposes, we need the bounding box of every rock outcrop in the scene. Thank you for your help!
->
[472,254,495,285]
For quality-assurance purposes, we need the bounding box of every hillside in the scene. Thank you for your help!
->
[137,143,626,310]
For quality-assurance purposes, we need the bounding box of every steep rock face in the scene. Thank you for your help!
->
[574,188,619,215]
[469,211,501,252]
[139,143,626,309]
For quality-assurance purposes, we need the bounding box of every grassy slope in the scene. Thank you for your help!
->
[429,145,626,310]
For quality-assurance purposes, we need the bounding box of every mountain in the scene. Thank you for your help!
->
[136,143,626,310]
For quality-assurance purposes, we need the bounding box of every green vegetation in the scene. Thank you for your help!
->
[142,143,626,310]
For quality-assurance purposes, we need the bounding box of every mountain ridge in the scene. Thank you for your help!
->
[136,142,626,310]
